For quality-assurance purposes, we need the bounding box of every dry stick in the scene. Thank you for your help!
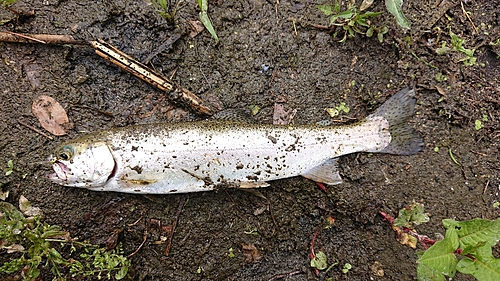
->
[0,32,213,116]
[17,120,54,140]
[0,31,87,45]
[460,1,478,34]
[268,270,303,281]
[90,40,213,116]
[164,195,187,256]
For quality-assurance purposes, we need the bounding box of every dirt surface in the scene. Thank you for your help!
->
[1,0,499,280]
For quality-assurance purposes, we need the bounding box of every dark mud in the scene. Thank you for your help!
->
[1,0,499,280]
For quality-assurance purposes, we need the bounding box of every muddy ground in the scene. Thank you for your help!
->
[0,0,499,280]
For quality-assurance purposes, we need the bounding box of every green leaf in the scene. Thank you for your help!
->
[417,263,446,281]
[115,265,129,280]
[311,251,328,270]
[333,0,341,13]
[366,27,374,37]
[0,201,25,221]
[337,10,354,19]
[198,0,219,43]
[457,245,500,281]
[385,0,411,29]
[443,218,500,250]
[417,229,458,278]
[317,5,333,16]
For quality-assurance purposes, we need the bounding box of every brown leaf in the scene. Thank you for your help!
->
[242,243,261,262]
[188,20,205,38]
[32,95,73,136]
[273,96,297,125]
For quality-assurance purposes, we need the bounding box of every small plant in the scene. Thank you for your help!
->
[4,160,14,176]
[152,0,183,24]
[310,251,338,272]
[318,1,385,42]
[0,197,130,280]
[417,218,500,281]
[436,31,477,66]
[0,0,17,7]
[383,204,500,281]
[198,0,219,43]
[326,102,350,117]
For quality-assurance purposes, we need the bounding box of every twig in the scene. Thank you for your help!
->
[0,31,87,45]
[164,196,187,256]
[268,270,303,281]
[90,40,213,116]
[309,228,320,276]
[127,229,148,258]
[17,120,54,140]
[483,180,490,195]
[460,1,478,34]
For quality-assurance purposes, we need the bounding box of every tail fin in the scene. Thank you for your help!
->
[370,87,424,155]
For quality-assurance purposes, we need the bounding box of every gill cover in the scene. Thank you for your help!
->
[49,142,115,187]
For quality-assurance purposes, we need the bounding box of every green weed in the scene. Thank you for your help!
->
[417,218,500,281]
[198,0,218,43]
[4,160,14,176]
[0,198,130,280]
[318,1,385,42]
[151,0,183,24]
[0,0,17,6]
[436,31,477,66]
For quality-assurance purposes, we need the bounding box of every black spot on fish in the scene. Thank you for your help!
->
[285,144,296,152]
[254,171,261,175]
[172,155,177,158]
[131,166,143,174]
[236,164,244,170]
[267,135,277,144]
[170,189,178,193]
[264,156,270,160]
[194,165,200,171]
[246,175,258,181]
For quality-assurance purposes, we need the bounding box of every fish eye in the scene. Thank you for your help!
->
[57,146,74,161]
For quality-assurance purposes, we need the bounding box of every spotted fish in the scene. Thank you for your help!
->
[47,87,424,194]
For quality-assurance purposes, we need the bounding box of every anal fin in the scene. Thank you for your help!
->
[239,181,270,189]
[301,159,342,185]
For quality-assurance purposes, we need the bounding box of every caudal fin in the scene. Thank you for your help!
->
[370,87,424,155]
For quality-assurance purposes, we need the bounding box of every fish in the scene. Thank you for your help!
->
[47,87,424,194]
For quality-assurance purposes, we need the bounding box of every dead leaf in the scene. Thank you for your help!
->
[392,226,417,248]
[188,20,205,38]
[273,96,296,125]
[370,261,384,277]
[360,0,374,11]
[32,95,73,136]
[242,243,261,262]
[4,244,25,253]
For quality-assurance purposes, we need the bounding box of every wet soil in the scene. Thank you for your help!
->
[1,0,499,280]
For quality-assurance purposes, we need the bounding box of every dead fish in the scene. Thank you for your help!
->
[47,87,424,194]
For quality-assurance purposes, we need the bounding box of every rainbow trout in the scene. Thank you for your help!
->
[48,88,424,194]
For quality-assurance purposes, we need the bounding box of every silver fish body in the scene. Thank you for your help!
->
[48,88,424,194]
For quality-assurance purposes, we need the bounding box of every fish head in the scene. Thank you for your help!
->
[48,142,115,187]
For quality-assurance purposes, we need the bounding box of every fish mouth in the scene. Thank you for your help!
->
[47,161,69,181]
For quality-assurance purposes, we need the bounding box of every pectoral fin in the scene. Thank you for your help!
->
[301,159,342,185]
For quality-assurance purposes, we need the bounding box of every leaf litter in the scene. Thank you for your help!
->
[32,95,73,136]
